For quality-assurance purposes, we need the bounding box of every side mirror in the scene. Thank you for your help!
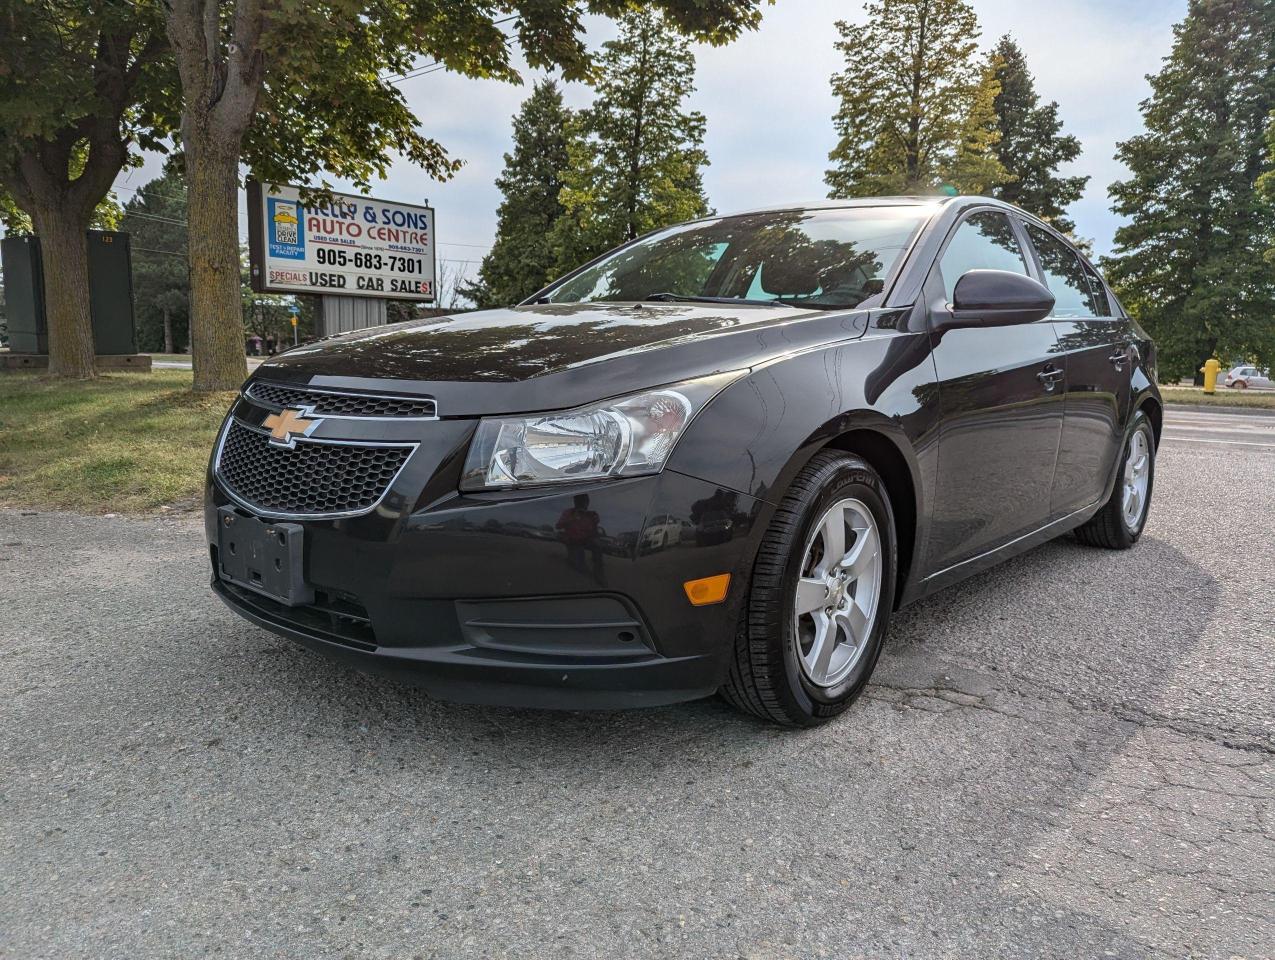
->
[947,269,1055,328]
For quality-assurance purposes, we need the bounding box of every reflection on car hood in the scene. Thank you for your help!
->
[254,301,872,416]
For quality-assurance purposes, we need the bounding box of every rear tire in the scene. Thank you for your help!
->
[721,451,897,727]
[1074,409,1155,550]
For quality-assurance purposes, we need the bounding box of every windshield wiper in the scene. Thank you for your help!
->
[644,292,785,306]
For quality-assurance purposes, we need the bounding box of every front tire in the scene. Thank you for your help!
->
[721,451,897,727]
[1074,409,1156,549]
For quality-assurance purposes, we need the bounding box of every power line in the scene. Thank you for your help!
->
[120,209,190,227]
[114,182,191,207]
[131,245,187,258]
[379,15,517,84]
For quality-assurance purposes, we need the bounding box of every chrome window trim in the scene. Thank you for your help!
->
[212,415,420,521]
[244,380,440,421]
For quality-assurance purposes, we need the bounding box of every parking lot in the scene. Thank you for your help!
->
[2,407,1272,959]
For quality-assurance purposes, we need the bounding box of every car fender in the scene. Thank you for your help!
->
[668,330,939,590]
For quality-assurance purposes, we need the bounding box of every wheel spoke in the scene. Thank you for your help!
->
[839,524,878,579]
[796,577,828,615]
[836,598,871,650]
[805,612,836,681]
[820,510,846,571]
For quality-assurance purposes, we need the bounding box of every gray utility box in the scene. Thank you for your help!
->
[1,235,48,353]
[87,230,138,355]
[0,230,137,355]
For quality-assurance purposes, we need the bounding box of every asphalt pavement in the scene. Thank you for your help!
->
[2,412,1272,959]
[1161,405,1275,449]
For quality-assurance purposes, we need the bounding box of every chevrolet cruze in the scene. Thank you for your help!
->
[207,196,1161,726]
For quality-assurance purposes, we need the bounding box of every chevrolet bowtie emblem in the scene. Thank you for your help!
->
[263,407,321,447]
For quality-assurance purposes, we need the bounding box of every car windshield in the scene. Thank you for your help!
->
[540,206,930,311]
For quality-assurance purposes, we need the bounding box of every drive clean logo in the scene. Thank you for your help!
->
[268,197,305,260]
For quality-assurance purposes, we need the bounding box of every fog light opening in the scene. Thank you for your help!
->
[684,574,731,606]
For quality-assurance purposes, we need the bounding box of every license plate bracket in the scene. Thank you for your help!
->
[216,507,313,606]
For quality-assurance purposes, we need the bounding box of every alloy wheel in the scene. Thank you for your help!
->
[793,498,883,688]
[1122,428,1151,530]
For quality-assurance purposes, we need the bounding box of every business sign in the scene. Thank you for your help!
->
[247,180,436,301]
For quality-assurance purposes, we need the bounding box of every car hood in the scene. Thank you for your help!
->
[253,301,872,416]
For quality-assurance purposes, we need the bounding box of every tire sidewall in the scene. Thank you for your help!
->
[777,459,897,717]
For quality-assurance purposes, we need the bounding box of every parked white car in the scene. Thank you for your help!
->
[1224,365,1272,390]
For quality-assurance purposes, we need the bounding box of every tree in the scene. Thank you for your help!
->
[0,1,171,378]
[163,1,769,391]
[825,0,1007,199]
[1,188,123,234]
[1260,111,1275,263]
[552,10,711,270]
[463,80,573,307]
[1103,0,1275,382]
[986,36,1089,234]
[121,163,190,353]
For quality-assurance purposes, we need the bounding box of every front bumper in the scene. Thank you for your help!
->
[206,468,764,710]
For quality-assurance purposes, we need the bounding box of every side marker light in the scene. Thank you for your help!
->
[684,574,731,606]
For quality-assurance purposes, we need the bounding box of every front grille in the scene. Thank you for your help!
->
[216,419,414,516]
[247,381,437,419]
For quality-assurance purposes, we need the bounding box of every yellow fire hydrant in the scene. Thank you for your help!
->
[1201,357,1221,395]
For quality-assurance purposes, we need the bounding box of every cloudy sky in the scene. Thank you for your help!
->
[112,0,1187,283]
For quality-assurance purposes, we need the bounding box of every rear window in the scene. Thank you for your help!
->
[1025,224,1100,319]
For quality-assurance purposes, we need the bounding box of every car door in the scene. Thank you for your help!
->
[924,210,1067,574]
[1021,222,1131,519]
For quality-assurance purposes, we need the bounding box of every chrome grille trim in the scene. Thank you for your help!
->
[245,380,439,420]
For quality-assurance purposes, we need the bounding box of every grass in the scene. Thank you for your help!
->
[1159,385,1275,410]
[0,371,236,514]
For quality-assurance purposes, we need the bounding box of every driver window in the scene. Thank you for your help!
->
[937,212,1029,303]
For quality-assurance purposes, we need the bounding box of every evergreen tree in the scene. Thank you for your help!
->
[553,10,710,269]
[1103,0,1275,382]
[464,81,573,307]
[825,0,1008,198]
[987,36,1089,233]
[1260,110,1275,263]
[122,164,190,354]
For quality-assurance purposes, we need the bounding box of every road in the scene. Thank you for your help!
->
[1162,405,1275,449]
[151,357,268,370]
[2,414,1272,959]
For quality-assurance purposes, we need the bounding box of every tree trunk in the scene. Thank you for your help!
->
[162,305,174,354]
[30,205,96,379]
[185,139,247,391]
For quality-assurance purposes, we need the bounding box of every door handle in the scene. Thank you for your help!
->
[1037,365,1064,391]
[1109,347,1128,369]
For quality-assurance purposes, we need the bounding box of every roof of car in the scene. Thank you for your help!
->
[717,195,1027,219]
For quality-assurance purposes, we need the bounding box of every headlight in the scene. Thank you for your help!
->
[460,372,740,491]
